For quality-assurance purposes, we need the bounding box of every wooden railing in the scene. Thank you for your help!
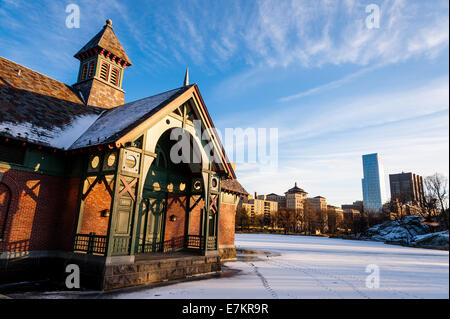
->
[207,236,217,250]
[185,235,204,250]
[74,234,213,256]
[73,233,107,255]
[138,235,205,253]
[111,235,131,255]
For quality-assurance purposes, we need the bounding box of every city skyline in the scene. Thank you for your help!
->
[0,0,448,206]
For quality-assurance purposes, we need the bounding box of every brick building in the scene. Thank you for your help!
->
[285,182,308,212]
[265,182,308,211]
[307,196,327,211]
[341,200,364,213]
[389,172,425,207]
[327,205,344,233]
[242,193,278,224]
[0,20,247,289]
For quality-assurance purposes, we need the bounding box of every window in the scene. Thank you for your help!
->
[100,61,109,81]
[110,67,120,86]
[88,61,95,78]
[98,61,121,87]
[80,60,96,81]
[81,63,88,80]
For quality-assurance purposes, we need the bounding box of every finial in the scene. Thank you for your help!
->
[295,182,297,187]
[183,67,189,87]
[106,19,113,27]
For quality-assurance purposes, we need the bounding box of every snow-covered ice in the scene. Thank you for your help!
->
[112,234,448,299]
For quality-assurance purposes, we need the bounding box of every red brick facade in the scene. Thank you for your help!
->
[163,193,187,242]
[188,198,205,236]
[78,176,114,236]
[56,177,82,251]
[219,202,236,246]
[0,168,81,253]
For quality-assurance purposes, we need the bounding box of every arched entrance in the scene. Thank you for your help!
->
[135,129,204,253]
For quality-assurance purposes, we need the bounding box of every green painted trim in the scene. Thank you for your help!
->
[0,161,68,178]
[129,133,147,255]
[106,148,124,257]
[215,178,221,250]
[203,172,211,252]
[77,56,97,83]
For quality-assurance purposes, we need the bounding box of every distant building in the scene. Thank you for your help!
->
[285,182,308,211]
[389,172,425,207]
[362,153,387,212]
[266,193,286,207]
[343,209,361,222]
[243,192,278,221]
[327,205,344,233]
[307,196,327,211]
[341,200,363,212]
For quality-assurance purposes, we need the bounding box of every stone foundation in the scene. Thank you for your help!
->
[219,246,236,261]
[103,254,221,290]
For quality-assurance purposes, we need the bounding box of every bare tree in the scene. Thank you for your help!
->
[236,207,250,231]
[425,173,448,212]
[303,201,316,235]
[275,207,297,234]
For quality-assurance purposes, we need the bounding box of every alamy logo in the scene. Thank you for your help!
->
[65,4,80,29]
[365,264,380,288]
[65,264,80,289]
[365,4,380,29]
[168,120,279,172]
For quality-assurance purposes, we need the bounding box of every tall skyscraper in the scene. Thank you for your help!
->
[362,153,387,212]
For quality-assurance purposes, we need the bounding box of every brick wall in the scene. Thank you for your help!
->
[219,202,236,246]
[163,193,186,242]
[79,177,113,236]
[56,177,82,251]
[0,168,65,252]
[188,197,204,236]
[74,78,124,109]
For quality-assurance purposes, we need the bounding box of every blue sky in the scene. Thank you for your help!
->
[0,0,448,206]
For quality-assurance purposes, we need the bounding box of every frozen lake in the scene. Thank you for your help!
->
[113,233,449,299]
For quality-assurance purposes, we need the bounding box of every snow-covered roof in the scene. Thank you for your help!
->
[0,56,105,150]
[69,86,190,149]
[0,114,102,150]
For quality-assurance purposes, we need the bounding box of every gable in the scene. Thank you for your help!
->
[112,85,235,178]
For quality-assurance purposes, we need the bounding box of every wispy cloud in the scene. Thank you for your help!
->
[278,64,382,102]
[241,0,449,68]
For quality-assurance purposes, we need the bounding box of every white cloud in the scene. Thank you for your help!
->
[246,0,448,68]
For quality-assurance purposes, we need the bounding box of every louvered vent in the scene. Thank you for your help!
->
[81,63,88,80]
[100,62,109,81]
[88,61,95,78]
[110,67,120,86]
